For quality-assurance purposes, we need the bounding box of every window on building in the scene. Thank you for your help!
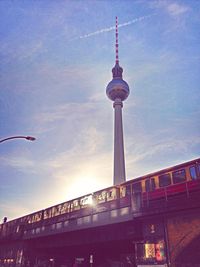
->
[64,221,69,227]
[172,169,186,184]
[135,240,166,265]
[51,224,56,230]
[56,222,62,229]
[35,227,40,234]
[158,173,171,187]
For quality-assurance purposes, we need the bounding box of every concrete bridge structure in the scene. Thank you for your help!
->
[1,185,200,267]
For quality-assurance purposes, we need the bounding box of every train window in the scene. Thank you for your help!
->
[190,166,197,180]
[80,195,93,206]
[159,173,171,187]
[71,199,80,211]
[107,189,116,201]
[120,186,126,197]
[145,180,151,192]
[102,191,107,200]
[80,197,86,206]
[107,191,113,198]
[44,209,52,220]
[132,182,142,193]
[53,205,62,216]
[151,178,156,191]
[120,185,131,197]
[61,203,70,214]
[96,191,107,203]
[198,164,200,177]
[145,178,156,192]
[172,169,186,184]
[126,185,131,195]
[57,204,62,215]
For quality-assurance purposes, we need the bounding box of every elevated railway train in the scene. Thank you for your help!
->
[1,157,200,239]
[0,158,200,267]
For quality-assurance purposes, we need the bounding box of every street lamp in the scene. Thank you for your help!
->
[0,136,36,143]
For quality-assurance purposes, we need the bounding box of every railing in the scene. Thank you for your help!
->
[141,179,200,211]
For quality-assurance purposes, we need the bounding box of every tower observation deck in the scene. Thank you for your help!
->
[106,17,130,185]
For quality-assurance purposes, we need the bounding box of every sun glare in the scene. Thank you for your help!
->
[80,194,93,206]
[65,172,107,201]
[72,176,103,195]
[52,161,111,205]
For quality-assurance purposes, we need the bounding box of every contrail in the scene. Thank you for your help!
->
[73,14,155,40]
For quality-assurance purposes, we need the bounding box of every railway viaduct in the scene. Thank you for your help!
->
[1,189,200,267]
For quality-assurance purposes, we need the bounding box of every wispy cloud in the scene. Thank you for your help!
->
[72,14,155,40]
[0,155,36,172]
[150,1,190,17]
[126,134,200,179]
[127,50,178,83]
[30,99,113,201]
[27,128,112,209]
[167,2,190,16]
[130,138,199,164]
[0,38,45,64]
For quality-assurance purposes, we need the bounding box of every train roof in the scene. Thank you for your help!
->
[123,157,200,185]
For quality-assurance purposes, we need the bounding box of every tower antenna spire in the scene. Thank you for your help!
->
[115,16,119,64]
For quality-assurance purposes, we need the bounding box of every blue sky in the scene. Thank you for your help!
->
[0,0,199,221]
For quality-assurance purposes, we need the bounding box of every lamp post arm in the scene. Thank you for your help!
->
[0,136,36,143]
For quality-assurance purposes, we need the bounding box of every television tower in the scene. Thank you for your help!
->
[106,17,130,185]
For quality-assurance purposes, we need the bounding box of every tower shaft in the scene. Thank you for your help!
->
[113,98,126,185]
[106,17,130,186]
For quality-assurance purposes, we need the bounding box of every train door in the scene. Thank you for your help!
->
[132,182,142,212]
[143,178,156,204]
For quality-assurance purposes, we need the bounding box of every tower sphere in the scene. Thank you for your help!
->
[106,63,130,101]
[106,77,130,101]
